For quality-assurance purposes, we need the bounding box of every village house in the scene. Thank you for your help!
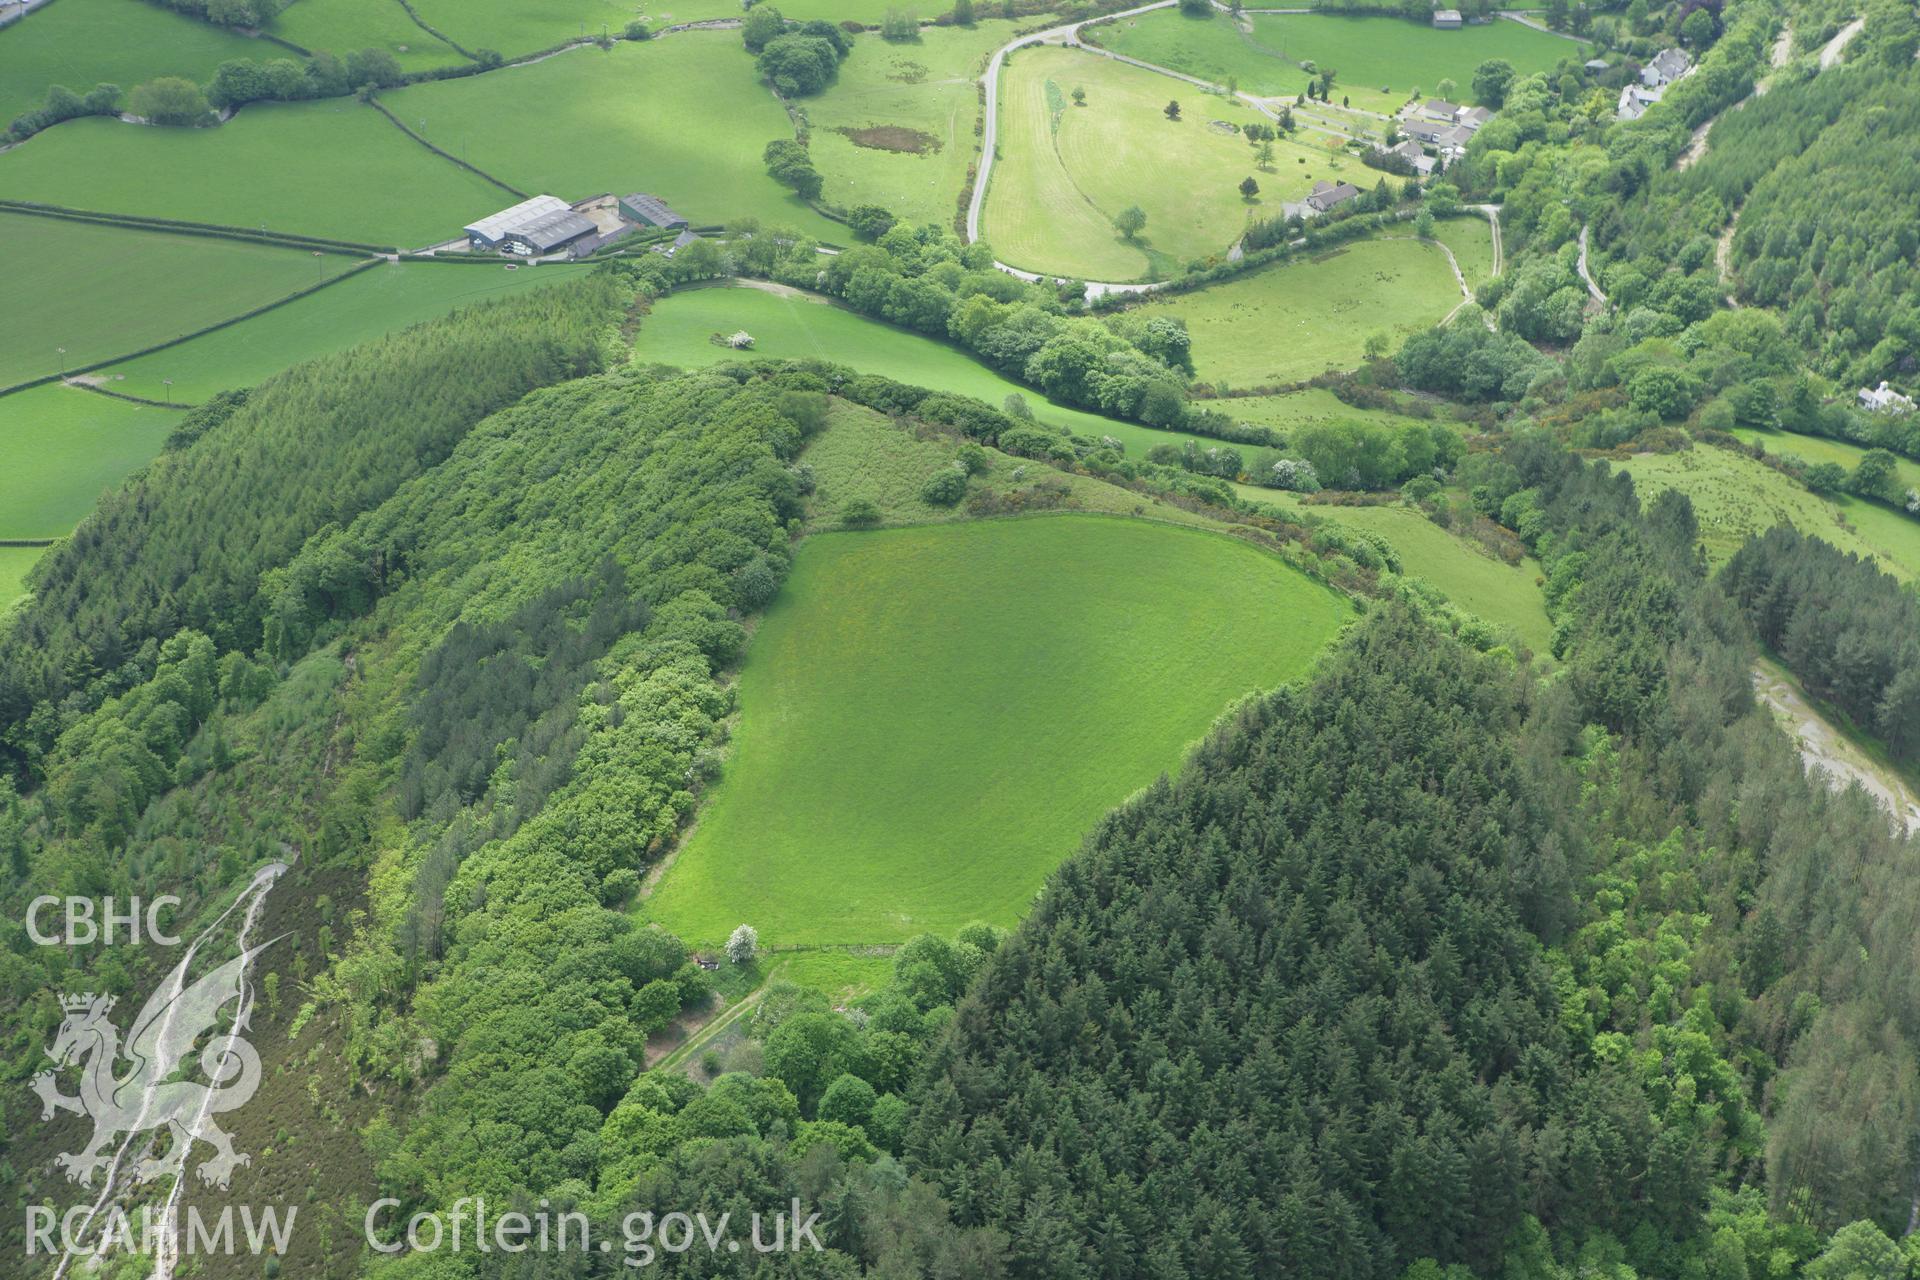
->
[649,227,703,258]
[1617,83,1664,120]
[1859,381,1916,413]
[1641,47,1691,88]
[1381,137,1437,175]
[1306,180,1362,213]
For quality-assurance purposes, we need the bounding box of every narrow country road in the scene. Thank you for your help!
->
[1577,224,1606,306]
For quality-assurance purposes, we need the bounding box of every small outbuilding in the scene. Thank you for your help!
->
[1432,8,1462,26]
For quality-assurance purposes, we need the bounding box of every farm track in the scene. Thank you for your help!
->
[1753,664,1920,836]
[1819,16,1864,69]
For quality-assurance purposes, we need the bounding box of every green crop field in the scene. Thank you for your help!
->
[983,45,1340,281]
[1618,447,1920,580]
[0,212,356,390]
[1248,13,1582,108]
[801,400,1223,531]
[403,0,644,58]
[269,0,471,71]
[1731,426,1920,497]
[386,34,841,239]
[100,260,587,402]
[1095,12,1583,114]
[643,515,1350,945]
[0,386,182,540]
[809,23,1013,232]
[0,103,505,245]
[1095,10,1317,99]
[0,546,44,612]
[1251,492,1551,651]
[1210,387,1439,440]
[634,283,1226,456]
[0,0,266,125]
[1154,237,1464,388]
[1433,213,1494,287]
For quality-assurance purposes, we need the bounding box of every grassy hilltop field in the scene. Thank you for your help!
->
[643,514,1350,946]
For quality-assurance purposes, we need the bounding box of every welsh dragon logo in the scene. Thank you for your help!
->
[31,892,281,1192]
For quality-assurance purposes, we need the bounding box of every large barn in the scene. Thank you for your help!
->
[620,193,689,230]
[464,195,598,255]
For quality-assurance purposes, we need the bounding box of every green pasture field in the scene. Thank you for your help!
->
[1249,491,1552,651]
[0,386,182,540]
[0,103,505,246]
[809,23,1014,232]
[643,514,1351,945]
[0,0,264,126]
[1617,447,1920,580]
[800,400,1221,531]
[0,546,45,611]
[1152,236,1464,388]
[1095,12,1583,114]
[1209,387,1438,440]
[404,0,640,58]
[1095,9,1330,103]
[1432,213,1494,287]
[269,0,470,71]
[99,260,587,402]
[983,45,1338,281]
[633,283,1227,456]
[1249,12,1583,109]
[767,950,898,1003]
[1731,426,1920,497]
[386,34,841,239]
[0,212,356,389]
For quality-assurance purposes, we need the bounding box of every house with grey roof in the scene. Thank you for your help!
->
[1306,180,1362,213]
[1641,48,1691,87]
[1859,381,1916,413]
[1617,83,1664,119]
[1432,8,1462,26]
[1380,137,1437,176]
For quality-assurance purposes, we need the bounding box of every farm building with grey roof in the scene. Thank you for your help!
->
[621,193,689,229]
